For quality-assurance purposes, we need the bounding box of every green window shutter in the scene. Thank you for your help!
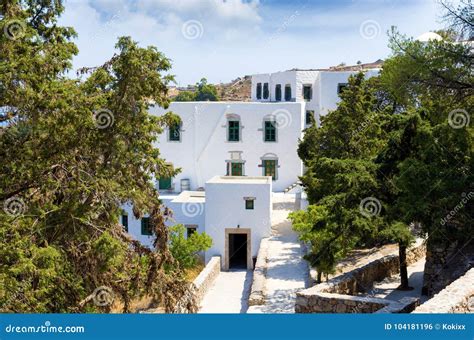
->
[169,123,180,141]
[263,160,277,180]
[256,83,262,99]
[228,120,240,141]
[231,162,243,176]
[121,214,128,232]
[284,85,291,101]
[275,84,281,101]
[303,85,312,101]
[159,177,172,190]
[263,83,269,99]
[305,110,314,125]
[264,121,276,142]
[141,217,152,236]
[245,199,254,210]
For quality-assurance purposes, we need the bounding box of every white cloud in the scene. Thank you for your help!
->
[59,0,447,85]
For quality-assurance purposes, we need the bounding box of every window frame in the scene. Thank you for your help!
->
[228,120,240,142]
[263,82,269,99]
[185,225,198,238]
[303,84,312,101]
[141,217,153,236]
[284,84,292,101]
[337,83,348,94]
[245,199,254,210]
[256,82,262,99]
[227,161,244,176]
[305,110,315,125]
[275,84,282,101]
[168,122,181,142]
[264,120,277,142]
[121,214,128,232]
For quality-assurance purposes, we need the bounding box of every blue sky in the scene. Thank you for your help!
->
[59,0,448,85]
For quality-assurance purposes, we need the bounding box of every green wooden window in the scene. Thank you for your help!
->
[306,110,314,125]
[263,83,269,99]
[337,83,348,94]
[158,177,172,190]
[303,85,312,101]
[275,84,282,101]
[186,226,197,238]
[263,159,277,180]
[141,217,152,236]
[228,162,243,176]
[256,83,262,99]
[264,121,276,142]
[121,214,128,232]
[169,123,180,141]
[228,120,240,142]
[284,84,292,101]
[245,199,254,210]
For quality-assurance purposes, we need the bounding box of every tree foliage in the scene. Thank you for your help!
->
[292,2,473,286]
[169,225,212,270]
[173,78,219,102]
[0,0,197,313]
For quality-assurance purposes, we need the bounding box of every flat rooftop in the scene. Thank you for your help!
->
[206,175,272,185]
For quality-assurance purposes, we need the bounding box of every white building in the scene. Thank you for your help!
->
[125,63,381,269]
[122,176,272,270]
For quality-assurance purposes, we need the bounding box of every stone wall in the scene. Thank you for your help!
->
[295,241,426,313]
[248,238,269,306]
[422,237,474,297]
[413,268,474,313]
[172,256,221,313]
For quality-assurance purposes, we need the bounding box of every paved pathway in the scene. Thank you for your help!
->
[198,270,252,313]
[247,193,309,313]
[370,258,428,303]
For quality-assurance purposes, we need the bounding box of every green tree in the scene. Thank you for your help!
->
[194,78,219,101]
[292,74,390,282]
[169,225,212,269]
[0,0,195,312]
[174,90,195,102]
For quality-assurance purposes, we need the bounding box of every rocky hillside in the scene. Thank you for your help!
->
[216,75,251,101]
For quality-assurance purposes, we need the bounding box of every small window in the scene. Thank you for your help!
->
[245,199,254,210]
[263,159,277,180]
[228,120,240,142]
[263,83,269,99]
[305,110,314,125]
[158,177,172,190]
[275,84,282,101]
[284,84,292,101]
[169,123,180,141]
[227,162,243,176]
[141,217,152,236]
[303,85,312,101]
[256,83,262,99]
[186,226,197,238]
[264,121,276,142]
[337,83,348,94]
[121,214,128,232]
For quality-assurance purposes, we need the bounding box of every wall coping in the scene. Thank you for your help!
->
[413,267,474,313]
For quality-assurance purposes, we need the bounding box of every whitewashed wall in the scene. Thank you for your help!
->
[150,102,304,192]
[204,177,272,266]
